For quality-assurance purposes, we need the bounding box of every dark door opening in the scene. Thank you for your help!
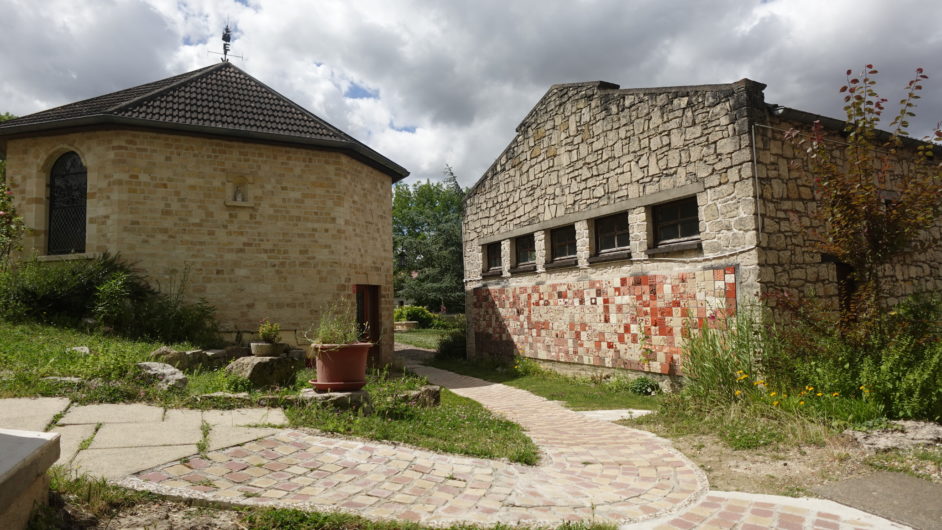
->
[354,285,382,367]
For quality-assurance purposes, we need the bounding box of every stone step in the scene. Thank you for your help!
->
[0,428,60,529]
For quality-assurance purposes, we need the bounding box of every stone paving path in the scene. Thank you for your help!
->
[0,359,909,528]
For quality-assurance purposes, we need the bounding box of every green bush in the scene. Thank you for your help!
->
[763,294,942,421]
[393,305,435,328]
[627,376,660,396]
[436,322,467,360]
[430,313,462,330]
[0,254,219,346]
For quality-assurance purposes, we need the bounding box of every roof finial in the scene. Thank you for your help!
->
[222,23,232,62]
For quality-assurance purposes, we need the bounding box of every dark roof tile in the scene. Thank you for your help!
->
[0,62,407,180]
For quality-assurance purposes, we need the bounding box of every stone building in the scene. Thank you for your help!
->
[463,79,942,377]
[0,62,407,363]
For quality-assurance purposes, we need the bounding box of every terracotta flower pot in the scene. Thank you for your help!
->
[309,343,372,392]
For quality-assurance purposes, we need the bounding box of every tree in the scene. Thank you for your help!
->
[0,112,25,269]
[786,66,942,325]
[393,166,466,312]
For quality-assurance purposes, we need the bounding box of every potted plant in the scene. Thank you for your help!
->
[250,318,283,356]
[304,299,372,392]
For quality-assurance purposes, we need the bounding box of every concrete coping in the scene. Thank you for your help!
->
[0,428,60,516]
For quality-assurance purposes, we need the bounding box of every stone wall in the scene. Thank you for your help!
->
[463,80,764,374]
[754,114,942,309]
[6,129,394,362]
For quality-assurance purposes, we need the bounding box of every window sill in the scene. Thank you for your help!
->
[481,269,503,278]
[509,263,537,274]
[224,200,256,208]
[38,252,100,262]
[646,240,702,255]
[588,250,632,264]
[544,257,577,270]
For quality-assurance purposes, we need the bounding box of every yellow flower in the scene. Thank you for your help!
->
[772,401,780,406]
[859,385,866,390]
[831,392,840,397]
[769,392,777,397]
[816,392,823,397]
[806,385,814,391]
[799,401,805,406]
[734,390,742,396]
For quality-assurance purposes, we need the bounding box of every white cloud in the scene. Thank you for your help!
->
[1,0,940,186]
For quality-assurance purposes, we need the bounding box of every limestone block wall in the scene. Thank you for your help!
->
[463,80,765,374]
[6,130,394,361]
[753,114,942,309]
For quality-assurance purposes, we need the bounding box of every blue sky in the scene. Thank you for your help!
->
[1,0,940,186]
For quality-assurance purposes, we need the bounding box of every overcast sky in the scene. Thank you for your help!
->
[2,0,940,186]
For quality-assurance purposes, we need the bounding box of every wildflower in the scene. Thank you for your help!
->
[799,401,805,406]
[816,392,823,397]
[734,390,742,396]
[806,385,814,391]
[831,392,840,397]
[772,401,780,406]
[769,392,777,397]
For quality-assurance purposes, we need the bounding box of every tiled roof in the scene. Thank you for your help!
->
[0,62,406,179]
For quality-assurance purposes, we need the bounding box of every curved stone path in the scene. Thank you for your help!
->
[121,364,706,525]
[110,362,906,528]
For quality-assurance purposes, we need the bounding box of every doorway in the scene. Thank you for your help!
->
[354,284,382,366]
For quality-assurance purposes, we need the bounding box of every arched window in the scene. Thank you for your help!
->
[48,152,87,255]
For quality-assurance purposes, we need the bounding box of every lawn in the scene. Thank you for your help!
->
[394,329,448,349]
[428,358,661,411]
[0,320,538,464]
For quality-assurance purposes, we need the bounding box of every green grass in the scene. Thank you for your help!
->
[428,358,661,411]
[245,507,616,530]
[394,329,448,349]
[286,370,539,465]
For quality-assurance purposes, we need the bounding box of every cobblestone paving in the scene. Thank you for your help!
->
[633,492,907,529]
[126,365,707,525]
[122,364,906,527]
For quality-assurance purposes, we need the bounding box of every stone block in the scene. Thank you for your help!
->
[137,362,188,390]
[225,356,300,388]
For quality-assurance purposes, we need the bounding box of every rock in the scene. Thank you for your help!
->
[846,420,942,452]
[67,346,90,355]
[42,376,84,385]
[136,362,188,390]
[205,347,249,367]
[225,356,300,388]
[149,346,209,371]
[299,389,373,413]
[398,385,441,407]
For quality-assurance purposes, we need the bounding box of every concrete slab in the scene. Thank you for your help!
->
[814,471,942,530]
[0,397,70,431]
[201,408,287,427]
[73,444,198,480]
[577,409,654,422]
[51,424,96,467]
[207,425,279,451]
[90,421,202,449]
[59,403,164,425]
[163,409,204,427]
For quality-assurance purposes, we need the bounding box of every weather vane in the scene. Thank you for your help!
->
[209,20,244,62]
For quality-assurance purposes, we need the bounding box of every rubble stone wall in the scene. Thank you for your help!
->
[463,80,764,373]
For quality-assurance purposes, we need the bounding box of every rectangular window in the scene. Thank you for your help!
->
[653,197,699,245]
[550,225,577,260]
[594,213,629,254]
[515,234,535,266]
[485,242,502,271]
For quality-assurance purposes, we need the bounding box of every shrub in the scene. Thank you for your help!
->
[436,321,467,360]
[430,313,462,330]
[393,305,435,328]
[627,376,660,396]
[0,253,219,346]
